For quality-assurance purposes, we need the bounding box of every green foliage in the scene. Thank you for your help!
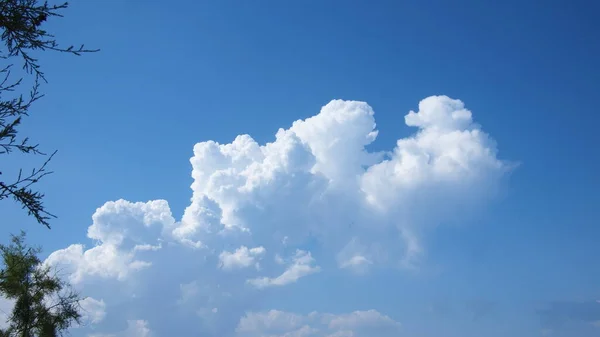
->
[0,231,81,337]
[0,0,98,228]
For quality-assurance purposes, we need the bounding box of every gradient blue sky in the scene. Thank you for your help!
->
[1,1,599,337]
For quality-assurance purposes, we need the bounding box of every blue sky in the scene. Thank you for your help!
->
[1,0,599,336]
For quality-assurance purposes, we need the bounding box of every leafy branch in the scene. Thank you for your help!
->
[0,0,98,228]
[0,231,82,336]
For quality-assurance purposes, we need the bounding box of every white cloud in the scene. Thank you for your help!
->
[123,320,152,337]
[43,96,511,336]
[323,310,401,331]
[361,96,506,212]
[48,96,507,277]
[247,250,320,289]
[275,254,285,265]
[45,200,175,284]
[338,255,372,273]
[133,243,162,252]
[88,320,152,337]
[169,95,509,268]
[237,310,306,334]
[80,297,107,324]
[219,246,266,270]
[336,238,373,274]
[236,309,400,337]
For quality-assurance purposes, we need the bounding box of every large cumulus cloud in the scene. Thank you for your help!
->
[44,95,511,336]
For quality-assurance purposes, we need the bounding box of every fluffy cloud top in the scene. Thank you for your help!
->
[174,95,508,268]
[43,96,511,336]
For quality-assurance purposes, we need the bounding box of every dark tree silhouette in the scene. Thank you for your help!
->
[0,231,82,336]
[0,0,97,228]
